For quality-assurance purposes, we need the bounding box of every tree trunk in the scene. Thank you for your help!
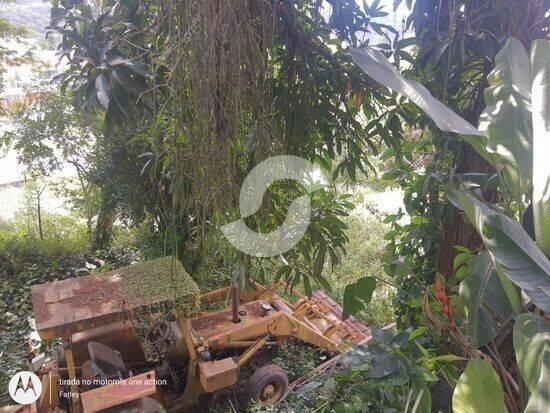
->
[93,193,116,250]
[436,65,494,278]
[37,193,44,241]
[436,144,495,277]
[36,185,46,241]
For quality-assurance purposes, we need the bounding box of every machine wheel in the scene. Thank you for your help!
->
[244,364,288,405]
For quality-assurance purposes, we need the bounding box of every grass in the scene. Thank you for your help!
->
[0,185,397,410]
[322,212,396,327]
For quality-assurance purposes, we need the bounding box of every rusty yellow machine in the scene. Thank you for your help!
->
[10,258,370,412]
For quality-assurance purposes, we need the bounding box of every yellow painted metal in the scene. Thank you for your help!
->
[202,314,276,349]
[237,337,267,368]
[199,358,238,392]
[214,340,256,349]
[37,371,59,411]
[167,320,204,412]
[63,340,81,413]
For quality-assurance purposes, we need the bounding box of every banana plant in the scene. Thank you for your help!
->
[351,38,550,312]
[351,38,550,412]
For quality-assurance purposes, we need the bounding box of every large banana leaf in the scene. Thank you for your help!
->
[478,38,533,201]
[531,39,550,257]
[450,189,550,312]
[513,313,550,394]
[524,348,550,413]
[452,359,508,413]
[350,47,483,137]
[459,253,520,348]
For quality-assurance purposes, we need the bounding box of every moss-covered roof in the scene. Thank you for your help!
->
[32,256,201,339]
[118,256,200,317]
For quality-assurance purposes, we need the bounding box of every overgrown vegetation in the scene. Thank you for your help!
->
[1,0,549,412]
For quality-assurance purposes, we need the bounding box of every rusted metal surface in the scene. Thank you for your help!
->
[0,405,36,413]
[31,269,182,340]
[190,300,272,340]
[70,322,145,366]
[80,371,157,413]
[311,290,371,343]
[25,275,371,413]
[198,358,238,392]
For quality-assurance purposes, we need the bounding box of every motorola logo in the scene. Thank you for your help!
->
[8,371,42,405]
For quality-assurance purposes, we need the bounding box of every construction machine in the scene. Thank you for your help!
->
[4,257,370,412]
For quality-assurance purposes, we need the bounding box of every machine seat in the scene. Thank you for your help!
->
[87,341,127,379]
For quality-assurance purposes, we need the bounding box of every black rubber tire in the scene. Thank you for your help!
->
[244,364,288,406]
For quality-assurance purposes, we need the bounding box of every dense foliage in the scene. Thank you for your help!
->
[1,0,549,412]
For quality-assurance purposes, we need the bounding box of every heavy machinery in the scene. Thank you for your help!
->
[8,257,370,412]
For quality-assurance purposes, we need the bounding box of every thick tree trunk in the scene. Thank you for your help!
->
[436,144,495,277]
[37,193,44,241]
[92,193,116,250]
[435,62,495,278]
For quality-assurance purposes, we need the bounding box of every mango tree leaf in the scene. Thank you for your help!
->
[452,359,508,413]
[95,73,110,109]
[479,37,532,201]
[366,351,399,378]
[524,348,550,413]
[343,276,376,319]
[372,327,394,344]
[531,39,550,256]
[459,253,520,347]
[411,384,431,413]
[343,343,386,366]
[350,46,493,164]
[333,401,358,413]
[513,313,550,393]
[350,47,482,136]
[449,189,550,312]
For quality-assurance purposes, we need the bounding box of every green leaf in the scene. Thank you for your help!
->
[366,352,399,378]
[95,73,110,109]
[303,275,312,298]
[459,253,520,347]
[452,359,508,413]
[342,276,377,319]
[343,343,385,366]
[411,384,431,413]
[350,47,482,136]
[531,39,550,256]
[372,327,393,344]
[479,38,533,200]
[107,55,149,77]
[275,265,292,281]
[524,348,550,413]
[313,243,327,279]
[513,313,550,393]
[450,189,550,312]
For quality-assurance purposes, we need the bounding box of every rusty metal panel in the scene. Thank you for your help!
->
[80,371,157,413]
[199,358,238,392]
[190,300,272,340]
[70,322,145,365]
[311,290,371,343]
[32,260,196,340]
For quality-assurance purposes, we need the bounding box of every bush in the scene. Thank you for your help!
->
[0,213,89,269]
[323,212,396,326]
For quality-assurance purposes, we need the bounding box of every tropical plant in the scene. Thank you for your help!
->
[314,327,463,413]
[350,36,550,412]
[50,0,415,288]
